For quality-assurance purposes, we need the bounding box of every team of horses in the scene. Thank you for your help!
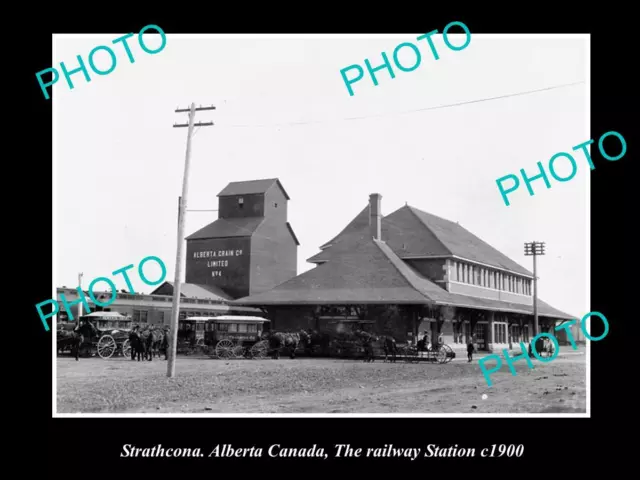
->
[59,323,556,362]
[260,329,399,362]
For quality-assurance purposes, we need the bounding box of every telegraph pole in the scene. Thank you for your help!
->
[177,196,182,228]
[524,241,545,353]
[77,272,84,325]
[167,103,215,378]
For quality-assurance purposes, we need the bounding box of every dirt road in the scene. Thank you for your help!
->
[56,352,586,414]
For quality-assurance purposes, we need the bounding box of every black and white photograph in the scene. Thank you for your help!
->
[51,31,590,416]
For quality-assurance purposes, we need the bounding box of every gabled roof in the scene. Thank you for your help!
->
[235,236,431,305]
[186,217,265,240]
[404,206,533,276]
[319,205,370,249]
[217,178,290,200]
[235,236,574,320]
[308,204,532,277]
[151,281,233,301]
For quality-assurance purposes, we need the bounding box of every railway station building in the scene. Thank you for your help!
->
[233,192,583,354]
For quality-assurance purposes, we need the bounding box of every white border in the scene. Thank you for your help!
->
[52,33,590,419]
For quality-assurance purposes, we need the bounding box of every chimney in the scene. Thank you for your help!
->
[369,193,382,240]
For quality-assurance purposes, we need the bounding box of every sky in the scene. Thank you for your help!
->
[53,33,588,318]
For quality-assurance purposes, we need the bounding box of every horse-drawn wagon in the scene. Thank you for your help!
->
[177,317,208,355]
[83,312,133,358]
[394,342,453,364]
[198,315,271,359]
[57,312,133,359]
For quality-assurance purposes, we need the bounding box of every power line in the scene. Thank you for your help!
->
[220,80,585,129]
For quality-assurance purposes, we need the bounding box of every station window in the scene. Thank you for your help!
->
[474,323,485,342]
[512,325,520,343]
[133,310,148,323]
[453,321,464,343]
[494,323,507,344]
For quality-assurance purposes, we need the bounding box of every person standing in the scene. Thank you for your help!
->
[467,338,475,362]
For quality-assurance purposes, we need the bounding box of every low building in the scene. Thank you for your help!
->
[55,283,260,325]
[233,193,582,354]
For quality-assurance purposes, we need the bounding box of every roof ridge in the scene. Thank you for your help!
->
[405,205,453,256]
[407,205,533,276]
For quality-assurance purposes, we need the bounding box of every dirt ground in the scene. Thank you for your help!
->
[56,350,586,414]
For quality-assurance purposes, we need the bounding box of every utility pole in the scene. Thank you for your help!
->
[77,272,84,326]
[167,103,215,379]
[177,196,182,228]
[524,241,545,353]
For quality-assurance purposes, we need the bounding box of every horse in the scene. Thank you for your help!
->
[298,330,312,352]
[262,331,301,359]
[56,321,100,361]
[380,335,397,363]
[299,329,332,356]
[144,327,166,360]
[360,333,379,363]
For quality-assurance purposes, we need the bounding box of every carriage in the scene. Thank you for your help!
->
[177,317,209,354]
[195,315,271,359]
[395,342,455,364]
[81,312,133,359]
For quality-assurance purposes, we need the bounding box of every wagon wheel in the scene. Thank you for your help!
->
[232,345,245,358]
[97,335,117,359]
[442,344,454,363]
[435,345,448,364]
[215,339,235,359]
[250,340,268,359]
[121,339,131,358]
